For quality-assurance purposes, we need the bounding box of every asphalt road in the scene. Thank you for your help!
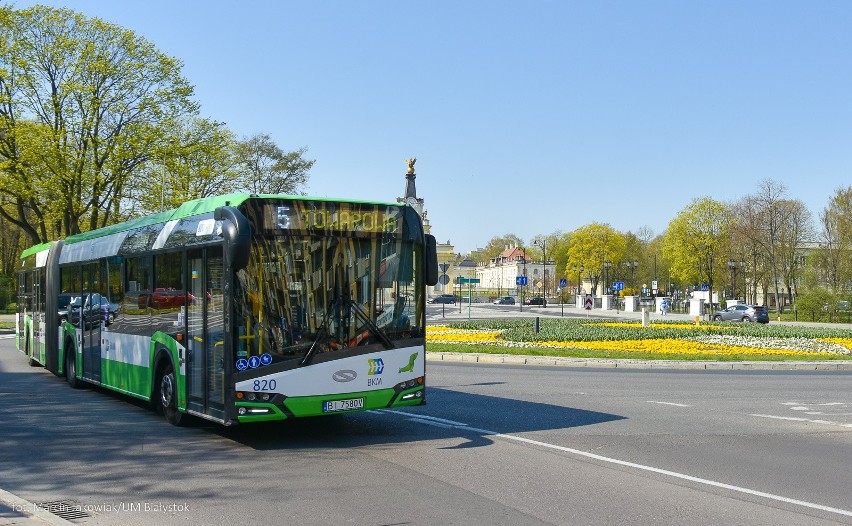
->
[1,336,851,525]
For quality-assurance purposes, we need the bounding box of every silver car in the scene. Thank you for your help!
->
[712,304,769,323]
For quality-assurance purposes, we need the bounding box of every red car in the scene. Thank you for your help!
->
[138,288,198,309]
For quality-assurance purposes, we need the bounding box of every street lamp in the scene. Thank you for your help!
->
[534,239,547,308]
[727,259,745,300]
[624,260,639,290]
[603,261,612,296]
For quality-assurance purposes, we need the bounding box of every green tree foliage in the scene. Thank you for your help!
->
[233,133,314,195]
[0,5,198,244]
[795,287,837,321]
[130,118,239,215]
[663,197,731,306]
[565,223,626,295]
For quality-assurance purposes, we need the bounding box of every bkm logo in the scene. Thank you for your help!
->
[368,358,384,375]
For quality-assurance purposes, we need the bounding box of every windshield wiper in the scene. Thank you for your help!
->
[300,297,395,367]
[349,300,395,350]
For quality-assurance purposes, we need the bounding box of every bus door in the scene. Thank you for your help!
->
[186,247,225,420]
[81,262,102,383]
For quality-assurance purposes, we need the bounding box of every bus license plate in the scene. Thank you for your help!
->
[323,398,364,413]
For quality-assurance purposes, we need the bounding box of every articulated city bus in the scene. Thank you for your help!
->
[16,194,438,425]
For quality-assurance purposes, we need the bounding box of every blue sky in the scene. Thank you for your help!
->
[15,1,852,253]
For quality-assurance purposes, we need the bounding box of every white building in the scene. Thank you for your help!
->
[475,246,554,297]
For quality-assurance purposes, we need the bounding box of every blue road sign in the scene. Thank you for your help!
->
[559,278,568,288]
[613,281,625,291]
[516,276,528,286]
[701,283,709,291]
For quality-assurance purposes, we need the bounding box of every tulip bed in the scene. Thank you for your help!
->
[426,319,852,361]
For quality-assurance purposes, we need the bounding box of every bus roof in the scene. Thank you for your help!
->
[19,193,408,259]
[62,193,403,245]
[20,241,52,260]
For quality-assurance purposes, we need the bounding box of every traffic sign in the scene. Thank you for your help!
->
[516,276,528,286]
[559,278,568,288]
[459,277,480,284]
[438,274,450,285]
[701,283,709,291]
[439,263,450,273]
[584,294,593,310]
[613,281,625,291]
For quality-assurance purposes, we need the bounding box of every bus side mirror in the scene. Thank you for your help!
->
[214,206,252,272]
[424,234,438,286]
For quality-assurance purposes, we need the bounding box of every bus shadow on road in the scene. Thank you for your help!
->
[217,386,625,451]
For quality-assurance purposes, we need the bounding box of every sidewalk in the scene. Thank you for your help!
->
[0,489,74,526]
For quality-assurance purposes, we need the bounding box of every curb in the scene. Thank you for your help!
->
[0,488,76,526]
[426,352,852,371]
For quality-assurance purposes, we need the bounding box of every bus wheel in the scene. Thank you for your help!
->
[65,346,80,389]
[158,364,185,426]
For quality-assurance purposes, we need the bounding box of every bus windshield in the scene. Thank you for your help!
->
[234,227,423,366]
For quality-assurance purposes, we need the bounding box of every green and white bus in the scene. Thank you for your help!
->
[16,194,438,425]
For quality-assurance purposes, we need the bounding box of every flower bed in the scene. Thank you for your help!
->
[426,319,852,360]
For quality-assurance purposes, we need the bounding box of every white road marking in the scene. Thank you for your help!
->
[752,413,852,429]
[408,418,456,429]
[383,409,852,519]
[647,401,691,407]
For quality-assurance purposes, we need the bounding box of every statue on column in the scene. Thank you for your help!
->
[405,157,417,174]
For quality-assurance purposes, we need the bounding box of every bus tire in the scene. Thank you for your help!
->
[157,362,185,426]
[65,343,80,389]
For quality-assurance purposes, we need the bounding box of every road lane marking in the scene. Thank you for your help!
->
[383,409,852,519]
[751,414,852,428]
[647,401,691,407]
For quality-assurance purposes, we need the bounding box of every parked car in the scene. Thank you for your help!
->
[525,296,547,306]
[69,293,121,327]
[493,296,516,305]
[428,294,456,304]
[138,288,199,309]
[712,304,769,323]
[57,293,81,325]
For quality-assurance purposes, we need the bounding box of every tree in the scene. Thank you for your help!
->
[233,133,314,195]
[749,180,790,313]
[776,199,814,306]
[0,5,198,244]
[565,223,626,295]
[128,118,239,215]
[813,186,852,295]
[663,197,731,309]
